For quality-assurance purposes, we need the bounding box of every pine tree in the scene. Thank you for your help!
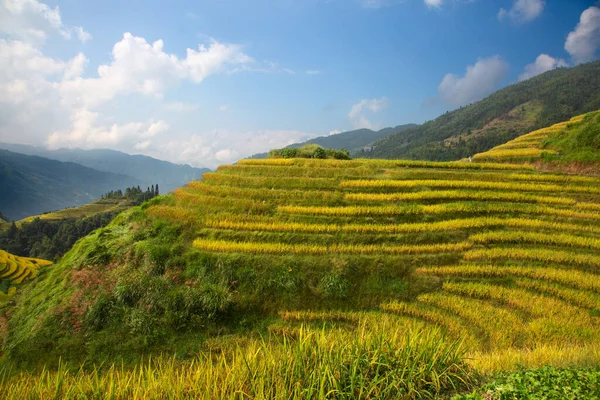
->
[155,184,159,196]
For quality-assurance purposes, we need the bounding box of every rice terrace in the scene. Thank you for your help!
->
[3,2,600,398]
[0,110,598,398]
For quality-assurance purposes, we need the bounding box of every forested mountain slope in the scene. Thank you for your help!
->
[0,145,210,193]
[0,150,140,220]
[364,61,600,161]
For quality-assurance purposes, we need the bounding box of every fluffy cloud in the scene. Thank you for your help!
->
[305,69,321,75]
[565,6,600,64]
[156,129,318,168]
[47,109,170,149]
[0,0,91,43]
[498,0,545,23]
[59,33,252,108]
[518,54,568,81]
[438,56,508,108]
[348,98,388,130]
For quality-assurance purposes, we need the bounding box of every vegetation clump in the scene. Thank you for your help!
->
[268,144,351,160]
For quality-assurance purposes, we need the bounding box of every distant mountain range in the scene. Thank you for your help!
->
[0,144,210,194]
[364,60,600,161]
[0,150,142,221]
[249,124,416,159]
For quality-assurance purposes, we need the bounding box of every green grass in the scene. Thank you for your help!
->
[455,366,600,399]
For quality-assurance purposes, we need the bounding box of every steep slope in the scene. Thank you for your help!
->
[0,145,210,193]
[366,61,600,161]
[0,150,141,220]
[473,110,600,174]
[249,124,415,158]
[5,156,600,374]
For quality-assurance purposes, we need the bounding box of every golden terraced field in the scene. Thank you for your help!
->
[146,157,600,372]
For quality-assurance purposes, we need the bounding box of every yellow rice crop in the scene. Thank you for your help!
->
[339,179,600,194]
[0,250,51,293]
[417,293,526,349]
[578,202,600,212]
[186,181,343,203]
[344,190,575,206]
[442,281,597,323]
[416,265,600,294]
[277,202,600,220]
[514,279,600,310]
[238,158,533,171]
[470,231,600,250]
[380,301,480,348]
[202,172,337,189]
[193,238,472,255]
[473,148,555,160]
[205,216,600,235]
[464,248,600,269]
[237,158,297,166]
[442,282,599,344]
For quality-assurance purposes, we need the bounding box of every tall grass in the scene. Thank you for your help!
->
[0,326,474,399]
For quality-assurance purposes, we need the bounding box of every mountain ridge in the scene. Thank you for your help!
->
[0,150,141,221]
[364,61,600,161]
[0,144,210,194]
[248,124,416,159]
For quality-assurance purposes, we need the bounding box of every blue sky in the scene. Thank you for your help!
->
[1,0,599,167]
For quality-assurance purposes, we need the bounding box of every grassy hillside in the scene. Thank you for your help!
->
[3,152,600,398]
[474,110,600,174]
[365,61,600,161]
[15,198,131,226]
[0,144,211,193]
[0,150,141,221]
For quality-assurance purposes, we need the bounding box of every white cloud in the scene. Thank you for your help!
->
[219,104,229,112]
[47,108,170,149]
[165,102,199,112]
[73,26,92,43]
[58,33,253,109]
[0,0,90,43]
[329,129,343,136]
[498,0,545,23]
[348,98,388,130]
[565,6,600,64]
[185,12,199,20]
[424,0,443,9]
[157,129,318,168]
[518,54,568,81]
[306,69,321,75]
[438,56,508,108]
